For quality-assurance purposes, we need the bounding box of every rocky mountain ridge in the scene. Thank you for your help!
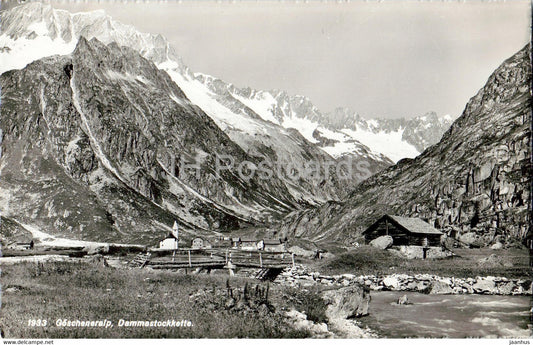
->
[1,3,523,247]
[226,84,453,160]
[1,37,328,243]
[0,2,393,204]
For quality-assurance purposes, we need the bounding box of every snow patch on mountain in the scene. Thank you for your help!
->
[13,219,108,247]
[0,33,76,74]
[169,93,188,106]
[341,127,419,163]
[105,70,136,83]
[314,126,350,142]
[163,66,264,135]
[281,116,320,144]
[230,92,280,125]
[226,86,452,162]
[321,141,362,158]
[0,3,180,74]
[440,114,453,123]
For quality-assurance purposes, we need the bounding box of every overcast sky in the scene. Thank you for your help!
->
[37,1,532,118]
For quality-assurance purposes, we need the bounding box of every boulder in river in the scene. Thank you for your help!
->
[490,242,503,250]
[397,295,410,305]
[382,276,400,290]
[497,282,516,295]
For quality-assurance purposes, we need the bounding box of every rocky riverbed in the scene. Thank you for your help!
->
[275,265,532,296]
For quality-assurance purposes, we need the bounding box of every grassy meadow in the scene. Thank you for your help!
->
[1,261,318,338]
[316,245,531,278]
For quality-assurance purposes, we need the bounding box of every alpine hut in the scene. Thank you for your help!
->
[363,215,443,258]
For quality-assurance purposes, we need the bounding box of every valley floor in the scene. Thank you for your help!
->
[313,246,531,279]
[1,245,530,339]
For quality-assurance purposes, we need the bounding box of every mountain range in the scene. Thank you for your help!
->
[0,3,526,248]
[0,3,452,163]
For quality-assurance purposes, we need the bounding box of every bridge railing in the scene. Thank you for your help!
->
[147,248,295,268]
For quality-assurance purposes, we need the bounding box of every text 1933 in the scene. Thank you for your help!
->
[28,319,48,327]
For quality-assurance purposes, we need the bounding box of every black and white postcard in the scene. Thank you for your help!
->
[0,0,530,341]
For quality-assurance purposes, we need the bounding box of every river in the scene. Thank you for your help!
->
[358,291,531,338]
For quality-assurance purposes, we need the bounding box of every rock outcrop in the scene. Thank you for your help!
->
[284,310,333,338]
[382,276,401,290]
[322,285,370,319]
[369,235,393,250]
[472,278,497,294]
[427,280,454,295]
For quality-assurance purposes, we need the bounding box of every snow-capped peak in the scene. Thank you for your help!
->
[0,2,183,75]
[0,2,453,164]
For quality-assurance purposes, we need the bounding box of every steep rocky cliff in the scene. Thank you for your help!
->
[281,44,531,246]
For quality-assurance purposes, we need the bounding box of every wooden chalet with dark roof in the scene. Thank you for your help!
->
[363,215,443,247]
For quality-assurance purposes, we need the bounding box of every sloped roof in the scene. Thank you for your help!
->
[263,239,282,245]
[192,237,211,243]
[364,215,443,235]
[387,215,443,235]
[8,240,33,246]
[8,234,33,244]
[163,232,178,240]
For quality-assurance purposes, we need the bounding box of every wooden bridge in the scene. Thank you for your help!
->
[129,248,295,280]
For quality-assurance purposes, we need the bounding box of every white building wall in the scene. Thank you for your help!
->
[159,238,178,250]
